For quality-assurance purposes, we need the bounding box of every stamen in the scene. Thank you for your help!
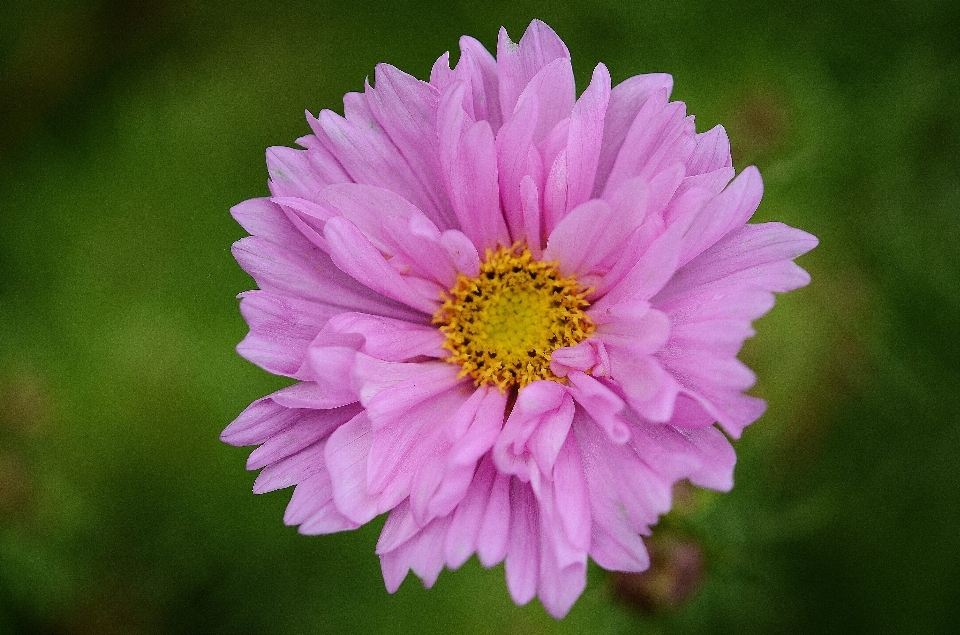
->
[433,244,594,391]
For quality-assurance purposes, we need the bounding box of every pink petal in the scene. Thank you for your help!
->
[577,412,673,534]
[301,334,364,404]
[379,514,452,592]
[686,124,733,174]
[564,63,611,212]
[593,168,686,291]
[523,464,588,619]
[520,174,543,255]
[353,356,465,427]
[437,82,510,250]
[266,139,351,202]
[493,381,575,481]
[658,352,766,438]
[380,543,412,593]
[233,234,423,322]
[699,391,766,439]
[674,166,736,206]
[641,163,688,225]
[597,177,648,238]
[252,439,327,494]
[231,236,326,303]
[265,146,325,201]
[604,345,682,423]
[590,209,690,311]
[284,471,360,535]
[496,92,542,240]
[550,433,591,552]
[680,426,737,491]
[309,107,453,230]
[232,197,314,250]
[454,36,502,130]
[430,50,454,90]
[655,283,777,325]
[542,151,567,241]
[496,20,570,119]
[676,166,764,267]
[672,221,819,294]
[593,73,674,197]
[323,216,442,314]
[317,183,425,250]
[566,372,630,444]
[667,393,717,428]
[477,464,512,567]
[365,64,453,228]
[591,301,671,353]
[427,387,506,519]
[324,411,379,524]
[318,183,461,288]
[549,339,608,378]
[323,312,446,361]
[538,117,571,182]
[515,57,577,145]
[406,389,502,527]
[440,229,481,277]
[235,290,338,377]
[602,90,694,197]
[246,405,360,470]
[574,412,666,570]
[376,499,420,555]
[221,397,299,447]
[537,532,587,619]
[634,375,683,424]
[270,379,357,410]
[543,199,631,278]
[504,480,540,606]
[669,319,756,357]
[633,420,737,491]
[365,386,470,510]
[444,454,497,568]
[269,196,334,251]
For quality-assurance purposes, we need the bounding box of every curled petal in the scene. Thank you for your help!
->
[493,381,575,481]
[324,216,442,314]
[566,373,630,444]
[323,312,447,362]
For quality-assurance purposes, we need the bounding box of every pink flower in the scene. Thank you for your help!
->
[222,20,817,618]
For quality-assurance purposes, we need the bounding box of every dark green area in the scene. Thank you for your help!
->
[1,0,958,633]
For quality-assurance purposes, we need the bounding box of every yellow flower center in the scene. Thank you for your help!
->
[433,244,595,392]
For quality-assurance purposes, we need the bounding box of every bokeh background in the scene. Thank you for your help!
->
[2,0,958,633]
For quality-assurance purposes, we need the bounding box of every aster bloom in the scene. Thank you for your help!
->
[223,20,817,618]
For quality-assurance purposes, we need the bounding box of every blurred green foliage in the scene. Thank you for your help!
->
[1,0,959,633]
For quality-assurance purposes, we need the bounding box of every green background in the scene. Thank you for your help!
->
[1,1,958,633]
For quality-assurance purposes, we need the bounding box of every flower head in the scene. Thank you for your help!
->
[223,20,817,618]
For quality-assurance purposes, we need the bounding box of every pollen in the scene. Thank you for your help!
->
[433,244,594,392]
